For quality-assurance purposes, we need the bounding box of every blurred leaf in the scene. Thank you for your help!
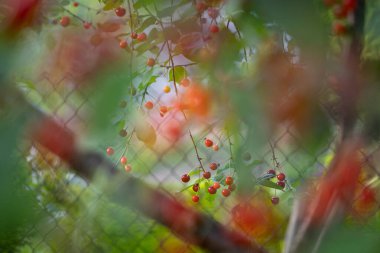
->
[169,66,187,82]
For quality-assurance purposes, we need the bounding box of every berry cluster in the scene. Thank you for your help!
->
[324,0,358,36]
[267,169,287,205]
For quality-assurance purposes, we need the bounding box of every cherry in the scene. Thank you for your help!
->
[180,78,190,87]
[209,24,219,33]
[147,58,155,67]
[222,189,231,197]
[181,174,190,183]
[208,8,219,19]
[124,164,132,172]
[209,162,218,170]
[213,182,220,189]
[196,2,207,13]
[192,195,200,202]
[160,105,168,114]
[208,186,216,194]
[192,183,199,192]
[106,147,114,156]
[228,184,236,191]
[212,144,219,151]
[119,129,128,137]
[131,32,138,39]
[119,40,128,49]
[145,101,154,110]
[83,22,91,29]
[343,0,357,12]
[333,5,348,19]
[204,138,213,147]
[333,22,347,36]
[163,85,171,93]
[73,2,79,7]
[267,169,276,175]
[203,171,211,179]
[137,33,147,42]
[277,173,286,181]
[271,196,280,205]
[277,181,285,189]
[120,156,128,165]
[115,7,126,17]
[60,16,70,27]
[225,176,234,185]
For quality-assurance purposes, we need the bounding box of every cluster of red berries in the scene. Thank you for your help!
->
[119,32,147,49]
[324,0,358,36]
[267,169,287,205]
[204,138,219,151]
[106,147,132,172]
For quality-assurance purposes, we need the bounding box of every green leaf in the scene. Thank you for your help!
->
[169,66,187,82]
[136,16,156,33]
[257,179,283,190]
[102,0,124,11]
[134,0,155,9]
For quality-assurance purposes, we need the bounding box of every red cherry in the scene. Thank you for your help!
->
[225,176,234,185]
[209,24,219,33]
[203,171,211,179]
[196,2,207,13]
[60,16,70,27]
[180,78,190,87]
[147,58,155,67]
[124,164,132,172]
[145,101,154,110]
[277,181,285,189]
[333,22,347,36]
[131,32,138,39]
[212,144,219,151]
[271,196,280,205]
[208,186,216,194]
[83,22,91,29]
[343,0,357,12]
[192,195,200,202]
[106,147,114,156]
[333,5,349,19]
[213,182,220,189]
[137,33,147,42]
[120,156,128,165]
[192,184,199,192]
[277,173,286,181]
[204,138,213,147]
[209,162,218,170]
[115,7,126,17]
[267,169,276,175]
[228,184,236,191]
[160,105,168,114]
[222,189,231,197]
[181,174,190,183]
[207,8,219,19]
[119,40,128,48]
[73,2,79,7]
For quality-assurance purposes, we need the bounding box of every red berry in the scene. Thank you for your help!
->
[83,22,91,29]
[192,184,199,192]
[228,184,236,191]
[213,182,220,189]
[120,156,128,165]
[131,32,138,39]
[115,7,126,17]
[181,174,190,183]
[277,173,286,181]
[207,8,219,19]
[271,196,280,205]
[222,189,231,197]
[119,40,128,48]
[106,147,114,156]
[147,58,155,67]
[333,5,349,19]
[208,186,216,194]
[277,181,285,189]
[124,164,132,172]
[209,24,219,33]
[60,16,70,27]
[267,169,276,175]
[73,2,79,7]
[225,176,234,185]
[204,138,213,147]
[192,195,199,202]
[212,144,219,151]
[203,171,211,179]
[145,101,154,110]
[209,162,218,170]
[333,22,347,36]
[180,78,190,87]
[137,33,147,42]
[160,105,168,114]
[196,2,207,13]
[343,0,357,12]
